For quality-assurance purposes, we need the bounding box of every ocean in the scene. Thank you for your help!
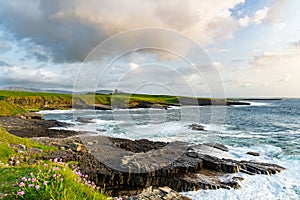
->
[38,99,300,200]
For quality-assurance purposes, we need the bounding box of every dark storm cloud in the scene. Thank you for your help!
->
[0,0,241,63]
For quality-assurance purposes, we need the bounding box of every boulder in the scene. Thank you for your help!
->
[247,151,260,156]
[187,124,206,131]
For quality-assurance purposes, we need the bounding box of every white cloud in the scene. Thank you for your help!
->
[264,0,289,26]
[238,7,269,26]
[252,7,269,24]
[238,0,288,28]
[239,16,250,27]
[250,44,300,67]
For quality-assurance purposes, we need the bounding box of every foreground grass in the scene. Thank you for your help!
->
[0,127,110,199]
[0,165,39,198]
[0,162,109,200]
[0,127,57,163]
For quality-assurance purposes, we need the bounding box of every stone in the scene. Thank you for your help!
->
[247,151,260,156]
[70,142,83,152]
[29,148,43,154]
[187,124,206,131]
[132,187,192,200]
[93,140,98,144]
[203,143,228,152]
[11,144,26,150]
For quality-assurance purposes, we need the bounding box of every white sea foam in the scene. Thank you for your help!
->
[184,145,300,200]
[232,101,273,107]
[37,109,76,114]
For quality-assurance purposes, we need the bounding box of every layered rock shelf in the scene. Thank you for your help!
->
[41,135,285,196]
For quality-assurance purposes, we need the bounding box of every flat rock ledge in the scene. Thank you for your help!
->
[38,135,285,197]
[0,116,79,138]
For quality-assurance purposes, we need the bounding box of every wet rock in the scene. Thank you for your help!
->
[131,186,192,200]
[247,151,260,156]
[187,124,206,131]
[76,117,93,123]
[203,143,228,152]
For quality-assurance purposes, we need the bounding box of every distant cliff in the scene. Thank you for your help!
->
[0,90,250,116]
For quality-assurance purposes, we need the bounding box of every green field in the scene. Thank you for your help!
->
[0,90,233,116]
[0,90,182,116]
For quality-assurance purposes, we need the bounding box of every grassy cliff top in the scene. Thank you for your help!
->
[0,90,232,116]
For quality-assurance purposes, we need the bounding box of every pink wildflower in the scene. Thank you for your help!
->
[35,185,40,190]
[17,191,24,196]
[19,182,25,187]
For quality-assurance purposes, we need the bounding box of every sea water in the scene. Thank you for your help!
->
[38,99,300,200]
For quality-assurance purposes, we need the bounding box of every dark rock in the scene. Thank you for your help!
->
[187,124,206,131]
[108,137,167,153]
[76,117,93,123]
[203,143,228,152]
[0,117,80,138]
[247,151,260,156]
[17,113,44,120]
[226,101,251,106]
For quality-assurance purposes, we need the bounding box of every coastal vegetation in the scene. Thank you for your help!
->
[0,127,109,199]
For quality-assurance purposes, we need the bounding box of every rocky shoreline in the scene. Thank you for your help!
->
[0,115,80,138]
[1,115,285,198]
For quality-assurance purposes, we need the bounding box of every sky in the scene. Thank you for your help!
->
[0,0,299,97]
